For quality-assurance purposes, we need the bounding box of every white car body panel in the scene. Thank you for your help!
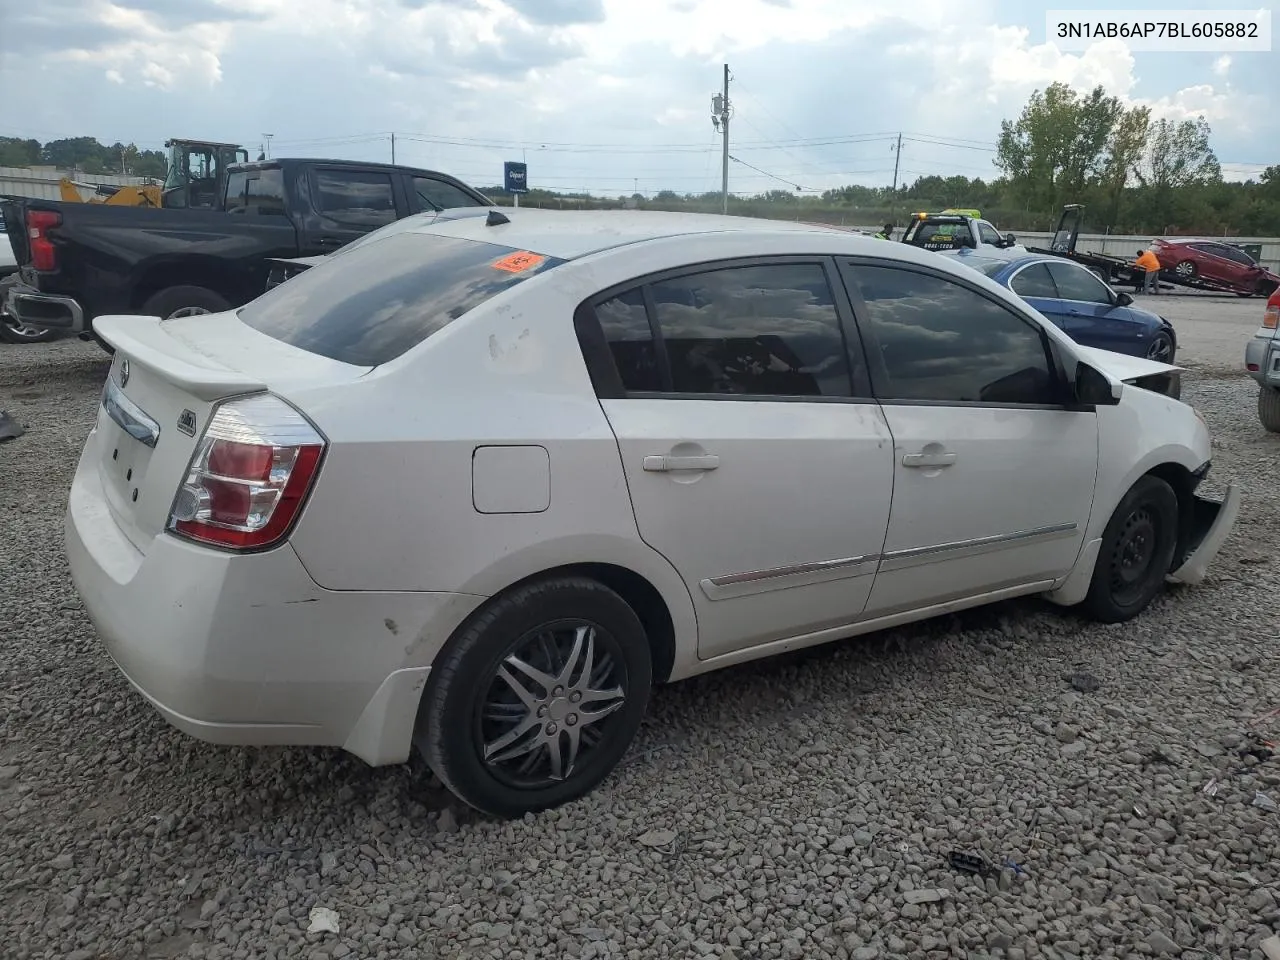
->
[62,209,1235,770]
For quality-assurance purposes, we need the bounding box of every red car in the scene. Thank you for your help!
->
[1151,238,1280,297]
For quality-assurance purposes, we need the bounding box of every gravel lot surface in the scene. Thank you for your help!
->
[2,306,1279,960]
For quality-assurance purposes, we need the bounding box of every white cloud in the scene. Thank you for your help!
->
[0,0,1272,194]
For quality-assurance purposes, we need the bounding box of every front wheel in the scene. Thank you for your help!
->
[1259,385,1280,434]
[1174,260,1197,280]
[1145,331,1174,364]
[417,576,652,818]
[1080,475,1179,623]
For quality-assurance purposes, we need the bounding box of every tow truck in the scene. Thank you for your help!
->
[899,210,1026,261]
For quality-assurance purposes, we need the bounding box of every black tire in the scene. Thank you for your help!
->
[141,285,231,320]
[1080,475,1179,623]
[1259,386,1280,434]
[0,316,58,343]
[1174,260,1197,280]
[418,576,652,818]
[1144,331,1175,365]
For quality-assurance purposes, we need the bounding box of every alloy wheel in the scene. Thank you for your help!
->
[478,621,628,788]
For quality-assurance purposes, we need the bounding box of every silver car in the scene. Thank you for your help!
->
[1244,291,1280,432]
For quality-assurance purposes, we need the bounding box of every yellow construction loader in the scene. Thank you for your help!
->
[56,138,249,209]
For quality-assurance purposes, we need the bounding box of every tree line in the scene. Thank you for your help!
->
[5,84,1277,235]
[0,137,167,179]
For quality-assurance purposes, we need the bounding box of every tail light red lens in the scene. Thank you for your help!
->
[168,394,325,550]
[28,210,61,272]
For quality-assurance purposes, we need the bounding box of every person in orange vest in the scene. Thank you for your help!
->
[1135,249,1162,295]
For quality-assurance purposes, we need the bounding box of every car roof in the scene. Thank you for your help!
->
[402,208,890,261]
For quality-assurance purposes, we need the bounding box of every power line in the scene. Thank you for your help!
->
[727,155,811,192]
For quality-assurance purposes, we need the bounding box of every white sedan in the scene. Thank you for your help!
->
[67,208,1237,817]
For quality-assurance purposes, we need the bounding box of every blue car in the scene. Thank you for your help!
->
[964,254,1177,363]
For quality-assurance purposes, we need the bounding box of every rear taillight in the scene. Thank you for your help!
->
[28,210,61,271]
[1265,304,1279,330]
[167,394,325,550]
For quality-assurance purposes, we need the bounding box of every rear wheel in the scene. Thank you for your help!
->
[418,576,652,818]
[1080,475,1179,623]
[1259,386,1280,434]
[141,285,231,320]
[0,316,58,344]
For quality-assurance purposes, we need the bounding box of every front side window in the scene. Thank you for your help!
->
[844,263,1057,405]
[1047,262,1112,304]
[314,170,397,228]
[629,262,854,398]
[977,222,1003,245]
[238,232,564,366]
[1010,263,1058,299]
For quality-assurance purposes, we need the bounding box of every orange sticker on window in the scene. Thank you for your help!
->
[491,251,547,274]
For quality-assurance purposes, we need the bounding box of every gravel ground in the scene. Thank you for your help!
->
[2,333,1279,960]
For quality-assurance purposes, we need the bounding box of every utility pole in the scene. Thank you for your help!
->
[391,133,396,164]
[889,132,902,223]
[711,64,731,215]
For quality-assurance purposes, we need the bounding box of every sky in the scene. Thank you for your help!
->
[0,0,1275,197]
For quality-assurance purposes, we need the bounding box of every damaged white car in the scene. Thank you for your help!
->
[66,209,1237,817]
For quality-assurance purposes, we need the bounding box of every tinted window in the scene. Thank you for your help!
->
[906,221,970,251]
[414,177,483,211]
[238,232,564,366]
[646,263,853,397]
[1047,262,1112,304]
[225,169,286,216]
[596,289,662,392]
[977,222,1003,245]
[1223,245,1256,265]
[314,170,397,227]
[1010,263,1058,298]
[845,264,1056,405]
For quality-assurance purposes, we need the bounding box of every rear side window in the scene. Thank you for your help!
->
[238,232,564,366]
[1010,262,1057,298]
[225,169,286,216]
[414,177,485,211]
[314,170,397,228]
[594,262,857,398]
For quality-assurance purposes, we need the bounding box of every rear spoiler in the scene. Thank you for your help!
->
[94,315,267,402]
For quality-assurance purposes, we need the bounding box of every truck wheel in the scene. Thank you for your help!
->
[0,317,58,344]
[1259,386,1280,434]
[141,285,231,320]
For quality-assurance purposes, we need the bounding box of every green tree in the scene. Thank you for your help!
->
[1134,117,1221,229]
[996,82,1122,211]
[1099,105,1151,227]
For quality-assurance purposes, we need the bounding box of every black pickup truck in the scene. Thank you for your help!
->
[0,158,491,339]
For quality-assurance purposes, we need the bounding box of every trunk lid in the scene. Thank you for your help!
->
[90,313,370,552]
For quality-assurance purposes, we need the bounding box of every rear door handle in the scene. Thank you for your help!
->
[314,236,343,248]
[902,452,956,468]
[643,455,720,472]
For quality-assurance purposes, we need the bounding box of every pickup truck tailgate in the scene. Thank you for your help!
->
[89,313,370,553]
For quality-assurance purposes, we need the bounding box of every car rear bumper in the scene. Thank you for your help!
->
[1245,335,1280,386]
[5,281,86,333]
[65,431,484,765]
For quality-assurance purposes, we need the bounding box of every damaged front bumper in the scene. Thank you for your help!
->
[1167,482,1240,585]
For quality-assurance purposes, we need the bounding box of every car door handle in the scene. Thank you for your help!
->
[314,236,343,247]
[902,452,957,468]
[643,455,720,472]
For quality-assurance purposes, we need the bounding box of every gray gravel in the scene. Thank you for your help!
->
[3,334,1280,960]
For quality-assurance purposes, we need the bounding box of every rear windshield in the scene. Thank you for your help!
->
[238,232,565,366]
[903,220,971,251]
[967,258,1007,278]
